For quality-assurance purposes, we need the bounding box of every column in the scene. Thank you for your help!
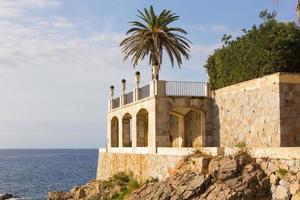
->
[148,110,156,153]
[178,115,185,147]
[109,85,114,110]
[118,117,123,147]
[134,71,140,102]
[131,115,137,147]
[120,79,126,106]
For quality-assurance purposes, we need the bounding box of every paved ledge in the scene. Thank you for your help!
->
[224,147,300,159]
[100,147,300,159]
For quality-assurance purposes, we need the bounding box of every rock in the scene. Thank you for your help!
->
[270,184,277,193]
[280,179,291,189]
[0,194,13,200]
[279,163,289,171]
[73,188,86,199]
[290,166,299,175]
[297,171,300,180]
[290,182,300,195]
[131,152,269,200]
[208,156,238,181]
[47,191,72,200]
[274,185,290,200]
[292,194,300,200]
[270,173,279,185]
[268,161,280,173]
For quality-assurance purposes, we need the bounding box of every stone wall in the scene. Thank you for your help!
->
[97,147,300,199]
[212,72,300,147]
[279,73,300,146]
[155,96,213,147]
[97,151,186,183]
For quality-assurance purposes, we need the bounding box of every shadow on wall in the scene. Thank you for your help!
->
[211,96,220,147]
[280,83,300,147]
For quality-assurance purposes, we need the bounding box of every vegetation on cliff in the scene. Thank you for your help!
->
[48,150,300,200]
[48,172,139,200]
[204,10,300,89]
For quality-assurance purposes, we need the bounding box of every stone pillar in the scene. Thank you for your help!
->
[131,115,137,147]
[118,118,123,147]
[120,79,126,106]
[150,80,157,96]
[107,116,111,149]
[148,110,156,153]
[178,116,185,147]
[205,83,210,97]
[134,71,140,101]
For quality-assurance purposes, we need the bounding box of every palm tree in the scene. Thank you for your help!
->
[297,0,300,23]
[120,6,191,80]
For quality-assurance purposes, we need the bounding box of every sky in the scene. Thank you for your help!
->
[0,0,298,148]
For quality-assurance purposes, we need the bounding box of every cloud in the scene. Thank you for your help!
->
[0,0,222,147]
[0,0,60,18]
[211,25,229,32]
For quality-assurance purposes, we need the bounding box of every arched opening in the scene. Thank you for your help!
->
[122,113,132,147]
[111,116,119,147]
[184,110,202,147]
[136,109,149,147]
[170,113,183,147]
[169,108,204,148]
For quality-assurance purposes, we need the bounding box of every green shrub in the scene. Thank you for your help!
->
[112,179,139,200]
[276,168,288,180]
[204,10,300,90]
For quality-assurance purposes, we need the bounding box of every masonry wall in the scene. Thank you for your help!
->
[155,96,213,147]
[279,73,300,146]
[212,73,300,147]
[97,151,186,183]
[97,147,300,187]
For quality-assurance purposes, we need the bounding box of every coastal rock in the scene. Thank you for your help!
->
[0,194,13,200]
[274,185,290,200]
[0,194,22,200]
[48,172,139,200]
[130,152,270,200]
[48,191,72,200]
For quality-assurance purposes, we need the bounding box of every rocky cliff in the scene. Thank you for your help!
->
[48,151,300,200]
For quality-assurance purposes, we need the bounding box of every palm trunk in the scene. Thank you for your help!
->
[151,65,159,80]
[297,0,300,24]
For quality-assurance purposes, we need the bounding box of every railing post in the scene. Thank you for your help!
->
[134,71,140,101]
[109,85,114,110]
[120,79,126,106]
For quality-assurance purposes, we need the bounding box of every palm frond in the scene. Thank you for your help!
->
[120,5,191,69]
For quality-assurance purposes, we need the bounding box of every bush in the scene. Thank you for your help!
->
[204,10,300,89]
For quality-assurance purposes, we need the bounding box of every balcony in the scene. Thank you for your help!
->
[109,79,210,110]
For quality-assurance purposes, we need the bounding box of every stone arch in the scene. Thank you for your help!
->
[111,116,119,147]
[122,113,132,147]
[136,108,148,147]
[184,110,202,147]
[169,107,205,147]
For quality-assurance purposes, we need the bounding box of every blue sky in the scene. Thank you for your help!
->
[0,0,298,148]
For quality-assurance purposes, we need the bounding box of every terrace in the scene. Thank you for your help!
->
[107,72,212,154]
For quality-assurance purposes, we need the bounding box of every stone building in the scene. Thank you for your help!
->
[98,72,300,182]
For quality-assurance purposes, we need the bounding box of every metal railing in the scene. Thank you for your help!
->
[140,84,150,99]
[112,97,120,109]
[165,81,207,96]
[124,91,133,105]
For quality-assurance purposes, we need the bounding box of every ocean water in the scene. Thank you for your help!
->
[0,149,99,200]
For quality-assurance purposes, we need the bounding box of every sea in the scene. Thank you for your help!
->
[0,149,99,200]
